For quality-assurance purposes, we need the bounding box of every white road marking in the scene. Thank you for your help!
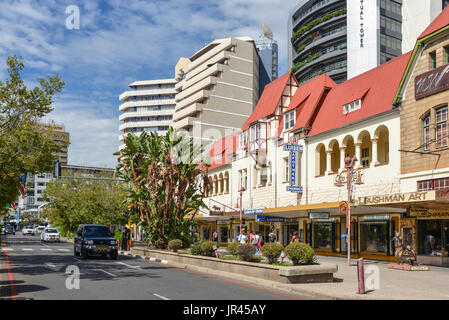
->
[58,249,70,252]
[1,248,13,251]
[97,269,116,277]
[45,263,61,271]
[41,249,52,251]
[153,293,170,300]
[22,248,33,251]
[116,262,142,269]
[73,258,81,262]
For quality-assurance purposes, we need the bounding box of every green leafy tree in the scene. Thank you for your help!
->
[42,178,128,237]
[114,127,211,248]
[0,56,64,210]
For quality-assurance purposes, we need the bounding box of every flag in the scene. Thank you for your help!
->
[18,184,25,197]
[10,202,15,209]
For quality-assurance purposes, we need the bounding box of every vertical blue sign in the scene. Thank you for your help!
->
[290,151,296,186]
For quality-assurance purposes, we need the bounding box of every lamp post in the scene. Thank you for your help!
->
[341,155,358,266]
[236,187,246,240]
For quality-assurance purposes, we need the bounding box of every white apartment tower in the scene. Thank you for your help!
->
[173,37,260,147]
[119,79,177,149]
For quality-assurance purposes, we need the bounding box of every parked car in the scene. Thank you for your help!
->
[35,226,46,234]
[74,224,118,260]
[41,227,60,242]
[22,226,35,236]
[3,225,15,235]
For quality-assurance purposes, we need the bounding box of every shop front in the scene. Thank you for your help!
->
[410,208,449,267]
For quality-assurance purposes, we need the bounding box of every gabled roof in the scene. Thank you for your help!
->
[419,5,449,39]
[241,71,292,131]
[287,74,336,132]
[208,132,239,170]
[307,52,412,137]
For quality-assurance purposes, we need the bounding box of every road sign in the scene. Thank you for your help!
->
[290,151,296,186]
[283,144,303,152]
[287,186,303,192]
[256,215,285,223]
[244,209,263,215]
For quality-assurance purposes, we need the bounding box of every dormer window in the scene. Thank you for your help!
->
[343,99,361,114]
[215,153,222,161]
[284,110,296,130]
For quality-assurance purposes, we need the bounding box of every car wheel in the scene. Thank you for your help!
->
[110,251,118,260]
[74,245,80,256]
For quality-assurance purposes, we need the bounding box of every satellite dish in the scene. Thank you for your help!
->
[262,23,274,40]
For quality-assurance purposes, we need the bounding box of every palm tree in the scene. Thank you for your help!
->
[114,127,210,248]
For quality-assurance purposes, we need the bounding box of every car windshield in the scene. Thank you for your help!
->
[6,226,13,230]
[83,226,111,237]
[46,229,58,233]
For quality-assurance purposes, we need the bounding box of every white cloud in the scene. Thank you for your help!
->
[1,0,296,167]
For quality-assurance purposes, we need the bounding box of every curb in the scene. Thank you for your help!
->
[118,250,337,300]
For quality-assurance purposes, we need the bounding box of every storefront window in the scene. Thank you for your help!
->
[418,220,443,256]
[202,226,210,241]
[219,226,229,243]
[360,222,388,253]
[312,223,333,250]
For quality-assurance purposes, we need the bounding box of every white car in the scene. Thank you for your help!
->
[22,226,35,236]
[41,227,60,242]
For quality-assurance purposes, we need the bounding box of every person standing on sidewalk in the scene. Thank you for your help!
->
[251,231,259,253]
[257,232,264,252]
[237,228,248,244]
[291,231,300,243]
[269,227,276,243]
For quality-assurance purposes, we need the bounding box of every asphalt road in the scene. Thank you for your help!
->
[0,233,319,300]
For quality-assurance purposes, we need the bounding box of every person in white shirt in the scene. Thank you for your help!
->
[237,228,248,244]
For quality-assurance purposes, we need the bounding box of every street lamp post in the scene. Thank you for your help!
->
[343,156,358,266]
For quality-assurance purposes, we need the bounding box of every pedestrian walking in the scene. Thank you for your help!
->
[121,228,127,251]
[213,230,218,242]
[237,228,248,244]
[257,232,264,252]
[251,231,259,253]
[269,227,276,242]
[291,231,300,243]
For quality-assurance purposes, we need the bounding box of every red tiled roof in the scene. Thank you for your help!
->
[241,71,292,131]
[287,74,336,132]
[307,52,412,137]
[419,5,449,39]
[208,132,239,170]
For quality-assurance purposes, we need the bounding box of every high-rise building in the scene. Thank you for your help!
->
[37,122,70,164]
[255,28,279,96]
[119,79,177,149]
[288,0,448,84]
[173,37,260,147]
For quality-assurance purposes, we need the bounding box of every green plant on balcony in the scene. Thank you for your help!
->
[296,43,307,54]
[291,8,347,44]
[292,50,322,73]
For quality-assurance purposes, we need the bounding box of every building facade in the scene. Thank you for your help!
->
[173,37,260,148]
[288,0,447,84]
[255,38,278,96]
[119,79,177,149]
[393,7,449,266]
[37,122,70,164]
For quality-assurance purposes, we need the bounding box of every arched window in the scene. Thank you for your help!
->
[315,144,326,176]
[375,125,390,164]
[328,140,340,173]
[213,175,218,196]
[224,172,229,194]
[219,173,224,195]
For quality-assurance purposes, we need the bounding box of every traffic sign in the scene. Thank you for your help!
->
[283,144,303,152]
[287,186,303,192]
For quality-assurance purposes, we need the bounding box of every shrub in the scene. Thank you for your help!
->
[236,244,256,261]
[190,242,201,255]
[260,242,284,264]
[168,239,183,252]
[200,241,216,257]
[227,242,240,255]
[284,242,317,265]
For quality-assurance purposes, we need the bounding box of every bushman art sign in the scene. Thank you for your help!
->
[358,191,435,205]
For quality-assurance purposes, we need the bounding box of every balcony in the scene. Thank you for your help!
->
[172,116,196,130]
[119,99,175,112]
[175,90,209,112]
[294,47,347,76]
[119,109,174,121]
[119,88,176,101]
[293,29,346,63]
[173,103,203,122]
[176,76,218,102]
[188,39,234,73]
[119,120,172,132]
[292,0,344,30]
[185,51,230,82]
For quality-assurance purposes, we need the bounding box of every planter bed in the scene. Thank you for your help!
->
[131,247,337,284]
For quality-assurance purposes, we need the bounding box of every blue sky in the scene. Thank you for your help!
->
[0,0,294,168]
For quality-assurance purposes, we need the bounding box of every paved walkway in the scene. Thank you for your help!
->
[286,255,449,300]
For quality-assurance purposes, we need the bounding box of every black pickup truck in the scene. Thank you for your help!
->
[74,224,118,259]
